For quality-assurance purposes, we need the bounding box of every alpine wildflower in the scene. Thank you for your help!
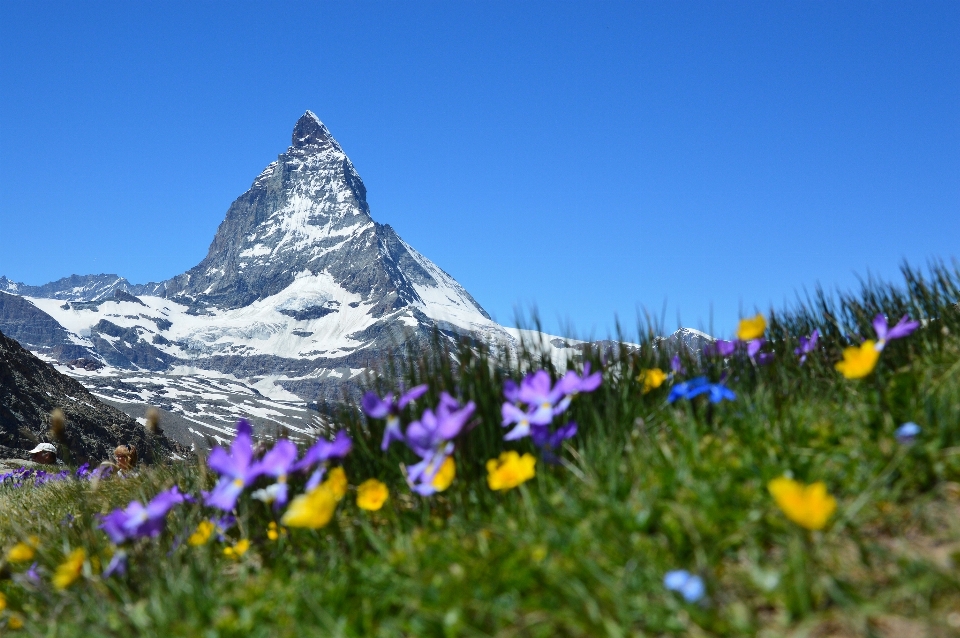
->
[873,313,920,350]
[356,479,389,511]
[895,422,921,444]
[361,384,428,450]
[250,438,298,509]
[204,419,260,511]
[266,522,286,541]
[187,520,215,546]
[737,314,766,341]
[430,456,456,492]
[795,329,819,364]
[768,476,837,530]
[294,430,352,491]
[835,340,881,379]
[281,482,339,529]
[6,536,38,563]
[486,451,536,491]
[325,466,348,501]
[664,570,706,603]
[0,591,5,612]
[53,548,86,589]
[100,486,186,544]
[223,539,250,560]
[638,368,667,394]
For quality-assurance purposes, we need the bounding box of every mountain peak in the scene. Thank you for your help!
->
[291,110,337,151]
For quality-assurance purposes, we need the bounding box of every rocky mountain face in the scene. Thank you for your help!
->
[0,328,183,463]
[0,112,708,446]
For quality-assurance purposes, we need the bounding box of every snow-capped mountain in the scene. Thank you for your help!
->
[1,112,709,447]
[0,112,579,444]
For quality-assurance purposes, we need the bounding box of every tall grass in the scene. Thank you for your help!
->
[1,261,959,636]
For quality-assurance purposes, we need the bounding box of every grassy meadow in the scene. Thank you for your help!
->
[2,263,960,637]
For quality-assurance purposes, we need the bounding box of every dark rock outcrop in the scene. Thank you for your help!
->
[0,328,184,463]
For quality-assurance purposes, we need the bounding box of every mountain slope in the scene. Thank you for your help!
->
[0,328,182,462]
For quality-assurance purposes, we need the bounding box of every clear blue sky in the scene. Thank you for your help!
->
[1,1,958,338]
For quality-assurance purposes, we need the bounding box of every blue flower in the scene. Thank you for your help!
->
[667,377,735,404]
[895,422,921,443]
[664,569,705,602]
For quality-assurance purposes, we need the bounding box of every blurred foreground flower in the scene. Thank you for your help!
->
[250,438,298,509]
[486,451,536,491]
[188,520,215,547]
[0,591,5,611]
[361,385,428,451]
[356,478,389,511]
[267,522,286,541]
[835,341,881,379]
[5,536,38,563]
[667,377,736,404]
[295,430,352,491]
[282,482,338,529]
[873,314,920,349]
[205,419,259,511]
[895,422,921,443]
[53,548,85,589]
[223,539,250,560]
[768,476,836,530]
[737,314,766,341]
[404,393,474,496]
[102,551,127,578]
[663,570,705,602]
[638,368,667,394]
[100,486,186,544]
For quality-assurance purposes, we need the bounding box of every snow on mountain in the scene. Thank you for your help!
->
[1,111,706,447]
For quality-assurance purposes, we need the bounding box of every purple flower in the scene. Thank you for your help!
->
[294,430,352,490]
[503,379,520,403]
[532,421,578,463]
[403,393,475,494]
[873,314,920,349]
[100,486,186,544]
[670,354,685,375]
[501,402,542,441]
[795,329,819,364]
[405,393,475,458]
[250,439,298,508]
[103,551,127,578]
[714,340,738,357]
[557,362,602,396]
[204,419,259,511]
[518,371,571,422]
[664,570,705,602]
[361,384,428,450]
[895,422,921,443]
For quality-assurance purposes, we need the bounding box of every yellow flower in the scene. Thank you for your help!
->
[266,521,286,541]
[8,614,24,629]
[326,467,348,501]
[834,340,880,379]
[432,457,456,492]
[6,536,38,563]
[281,483,338,529]
[0,591,6,612]
[737,314,767,341]
[223,539,250,559]
[356,479,389,511]
[486,451,536,491]
[637,368,667,394]
[53,548,86,590]
[187,520,214,546]
[768,476,837,530]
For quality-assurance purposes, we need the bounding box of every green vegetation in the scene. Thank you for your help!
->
[2,263,960,636]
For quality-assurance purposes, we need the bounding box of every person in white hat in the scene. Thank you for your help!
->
[28,443,57,465]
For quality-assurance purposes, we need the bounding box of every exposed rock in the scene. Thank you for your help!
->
[0,328,185,463]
